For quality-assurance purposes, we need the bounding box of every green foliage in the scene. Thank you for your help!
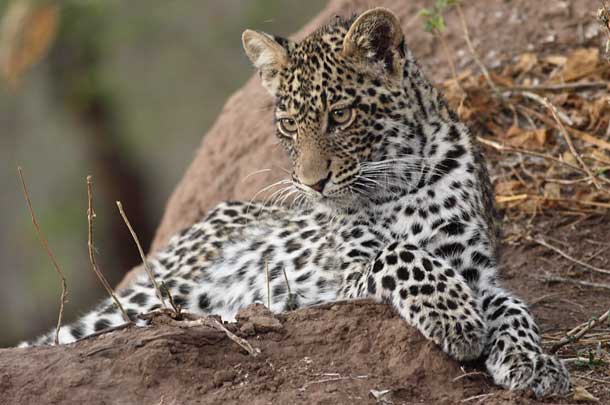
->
[419,0,460,34]
[574,348,607,369]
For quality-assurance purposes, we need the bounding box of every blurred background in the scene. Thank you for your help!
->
[0,0,325,346]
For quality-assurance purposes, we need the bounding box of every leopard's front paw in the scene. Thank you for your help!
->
[527,353,571,398]
[487,351,570,398]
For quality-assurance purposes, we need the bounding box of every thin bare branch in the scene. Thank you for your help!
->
[17,166,68,345]
[550,305,610,353]
[543,97,602,190]
[116,201,167,308]
[456,3,497,93]
[476,136,586,173]
[499,81,609,93]
[182,317,260,356]
[87,176,130,322]
[527,236,610,276]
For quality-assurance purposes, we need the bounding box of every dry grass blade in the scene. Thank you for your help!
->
[116,201,167,309]
[527,236,610,275]
[282,267,296,309]
[17,166,68,345]
[500,81,609,93]
[87,176,130,323]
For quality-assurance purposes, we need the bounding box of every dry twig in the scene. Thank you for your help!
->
[300,374,368,391]
[550,305,610,353]
[527,236,610,276]
[182,316,260,356]
[17,167,68,345]
[543,97,602,190]
[87,176,130,322]
[541,274,610,292]
[500,81,609,93]
[116,201,167,308]
[477,136,585,173]
[599,0,610,60]
[455,3,497,93]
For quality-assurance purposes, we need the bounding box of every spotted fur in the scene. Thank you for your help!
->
[23,8,569,398]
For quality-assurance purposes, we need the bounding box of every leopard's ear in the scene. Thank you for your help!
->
[242,30,290,95]
[342,8,404,78]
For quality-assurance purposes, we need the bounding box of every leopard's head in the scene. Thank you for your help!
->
[243,8,417,209]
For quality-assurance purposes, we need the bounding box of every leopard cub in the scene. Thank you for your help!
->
[24,8,570,398]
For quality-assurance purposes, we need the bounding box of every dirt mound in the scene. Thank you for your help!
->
[0,302,513,405]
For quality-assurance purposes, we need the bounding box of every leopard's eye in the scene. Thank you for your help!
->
[277,117,298,138]
[329,107,354,128]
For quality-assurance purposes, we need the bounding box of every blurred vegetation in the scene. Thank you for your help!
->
[0,0,325,346]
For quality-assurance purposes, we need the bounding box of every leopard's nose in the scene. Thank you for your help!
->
[304,172,331,193]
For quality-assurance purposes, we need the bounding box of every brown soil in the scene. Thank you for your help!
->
[2,0,609,404]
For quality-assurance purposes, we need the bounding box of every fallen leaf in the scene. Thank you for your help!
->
[562,48,600,82]
[496,180,524,195]
[563,151,577,165]
[369,389,394,404]
[489,72,513,87]
[544,182,561,199]
[573,385,599,402]
[513,52,538,74]
[544,55,567,66]
[505,126,548,149]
